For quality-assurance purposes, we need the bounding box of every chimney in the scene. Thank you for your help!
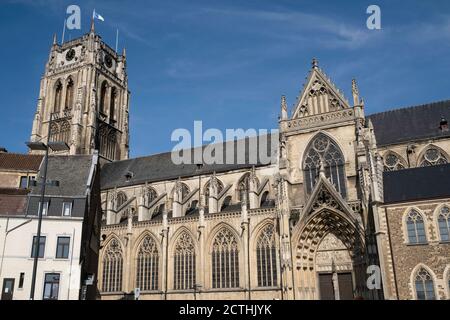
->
[440,117,449,132]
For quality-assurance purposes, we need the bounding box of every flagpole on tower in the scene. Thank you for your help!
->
[115,28,119,52]
[61,18,66,44]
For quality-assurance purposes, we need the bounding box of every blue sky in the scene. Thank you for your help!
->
[1,0,450,157]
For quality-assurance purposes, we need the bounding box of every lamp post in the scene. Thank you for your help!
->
[26,117,69,300]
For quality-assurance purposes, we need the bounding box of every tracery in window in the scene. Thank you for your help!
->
[102,238,123,292]
[211,227,239,289]
[419,147,448,167]
[406,210,427,244]
[383,152,406,171]
[256,224,278,287]
[303,133,346,198]
[173,232,196,290]
[414,267,435,300]
[136,235,159,291]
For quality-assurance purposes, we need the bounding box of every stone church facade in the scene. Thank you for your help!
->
[27,29,450,300]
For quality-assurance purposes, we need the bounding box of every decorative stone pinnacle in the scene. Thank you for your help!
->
[352,78,360,106]
[312,58,319,69]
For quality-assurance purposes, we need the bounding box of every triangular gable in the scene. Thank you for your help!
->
[301,172,358,222]
[292,64,350,119]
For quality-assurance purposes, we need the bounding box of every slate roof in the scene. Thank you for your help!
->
[367,100,450,147]
[0,153,43,171]
[29,155,94,197]
[101,135,277,190]
[383,164,450,204]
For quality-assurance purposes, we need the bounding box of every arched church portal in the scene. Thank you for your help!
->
[295,208,366,300]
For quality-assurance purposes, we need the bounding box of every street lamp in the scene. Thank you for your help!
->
[26,138,69,300]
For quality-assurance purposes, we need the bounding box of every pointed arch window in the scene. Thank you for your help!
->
[53,81,63,113]
[49,121,70,144]
[65,77,74,110]
[102,238,123,292]
[438,206,450,242]
[406,210,427,244]
[59,120,70,144]
[211,227,240,289]
[173,232,196,290]
[414,267,435,300]
[256,224,278,287]
[303,133,346,198]
[110,87,117,122]
[419,147,448,167]
[99,125,117,160]
[99,81,108,114]
[136,235,159,291]
[383,152,406,171]
[49,122,59,142]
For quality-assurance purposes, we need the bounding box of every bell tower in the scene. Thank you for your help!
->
[30,21,130,161]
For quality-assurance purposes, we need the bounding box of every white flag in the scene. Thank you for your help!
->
[93,9,105,22]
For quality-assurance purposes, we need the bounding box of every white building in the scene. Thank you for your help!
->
[0,154,102,300]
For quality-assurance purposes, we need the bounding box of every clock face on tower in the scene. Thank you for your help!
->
[104,54,113,68]
[66,49,76,62]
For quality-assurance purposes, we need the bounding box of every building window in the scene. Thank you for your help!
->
[419,148,448,167]
[62,202,72,217]
[38,202,49,216]
[19,176,28,189]
[99,125,117,161]
[256,224,278,287]
[31,236,46,258]
[136,235,159,291]
[54,81,62,113]
[49,120,71,144]
[110,87,117,121]
[102,238,123,292]
[438,206,450,242]
[303,133,347,198]
[18,273,25,289]
[43,273,60,300]
[406,210,427,244]
[56,237,70,259]
[383,152,406,171]
[65,77,74,110]
[211,227,239,289]
[99,81,108,114]
[173,232,196,290]
[414,268,435,300]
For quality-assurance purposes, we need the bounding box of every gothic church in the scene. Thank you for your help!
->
[28,27,450,300]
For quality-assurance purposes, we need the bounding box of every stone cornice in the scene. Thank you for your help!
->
[281,109,355,134]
